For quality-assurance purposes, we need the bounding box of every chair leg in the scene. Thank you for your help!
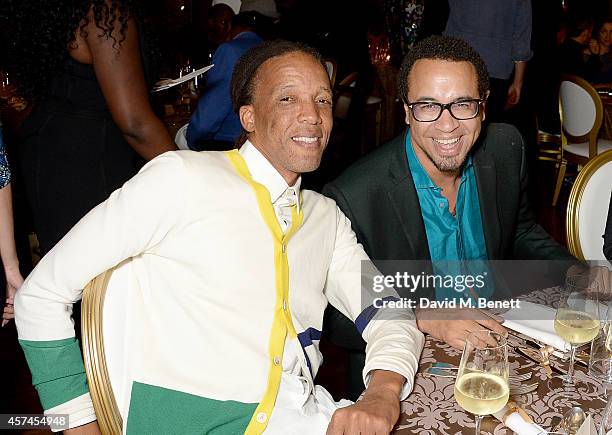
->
[552,160,567,207]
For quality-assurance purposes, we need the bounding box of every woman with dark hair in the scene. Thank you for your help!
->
[585,18,612,85]
[2,0,177,254]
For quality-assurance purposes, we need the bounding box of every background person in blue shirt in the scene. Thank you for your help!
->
[444,0,532,123]
[187,12,263,150]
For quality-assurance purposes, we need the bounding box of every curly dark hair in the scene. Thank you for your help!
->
[230,39,323,144]
[0,0,139,101]
[397,35,490,104]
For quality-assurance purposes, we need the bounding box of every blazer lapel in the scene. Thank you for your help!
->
[386,131,431,260]
[473,142,502,259]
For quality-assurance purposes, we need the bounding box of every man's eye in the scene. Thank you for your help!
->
[317,98,332,105]
[418,103,438,111]
[280,96,293,102]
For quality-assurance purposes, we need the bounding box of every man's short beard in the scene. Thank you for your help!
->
[423,149,466,173]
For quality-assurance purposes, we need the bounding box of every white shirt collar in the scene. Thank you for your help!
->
[239,141,302,205]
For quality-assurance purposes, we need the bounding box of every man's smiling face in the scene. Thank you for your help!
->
[404,59,485,175]
[240,51,333,185]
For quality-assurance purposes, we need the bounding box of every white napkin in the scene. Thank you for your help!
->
[501,301,571,352]
[492,404,546,434]
[575,414,596,435]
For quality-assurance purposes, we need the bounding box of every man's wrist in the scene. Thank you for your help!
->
[414,307,433,334]
[365,369,406,398]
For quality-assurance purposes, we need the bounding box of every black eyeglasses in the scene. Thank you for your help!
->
[405,99,483,122]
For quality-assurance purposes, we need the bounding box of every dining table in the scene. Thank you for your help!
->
[394,287,610,434]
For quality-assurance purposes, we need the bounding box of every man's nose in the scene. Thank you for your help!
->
[434,107,460,132]
[299,100,322,124]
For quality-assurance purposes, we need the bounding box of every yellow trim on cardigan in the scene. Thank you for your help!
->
[225,150,304,435]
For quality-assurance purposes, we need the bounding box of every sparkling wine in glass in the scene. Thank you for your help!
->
[454,330,509,435]
[554,274,601,386]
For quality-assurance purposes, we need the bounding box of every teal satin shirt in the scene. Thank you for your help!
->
[405,132,491,301]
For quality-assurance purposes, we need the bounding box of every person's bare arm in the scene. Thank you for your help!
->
[0,184,24,326]
[83,13,177,160]
[64,421,101,435]
[506,61,527,107]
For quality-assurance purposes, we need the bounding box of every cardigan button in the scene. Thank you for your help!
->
[256,412,267,423]
[273,356,281,366]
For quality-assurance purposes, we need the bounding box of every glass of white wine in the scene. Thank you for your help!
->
[454,330,509,435]
[554,274,601,386]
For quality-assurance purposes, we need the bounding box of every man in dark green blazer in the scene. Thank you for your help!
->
[322,36,576,399]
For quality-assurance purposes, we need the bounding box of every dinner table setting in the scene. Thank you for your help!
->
[394,272,612,435]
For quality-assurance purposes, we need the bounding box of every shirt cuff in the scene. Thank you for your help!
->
[45,392,96,432]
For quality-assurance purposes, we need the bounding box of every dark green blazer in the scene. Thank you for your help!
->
[321,123,576,398]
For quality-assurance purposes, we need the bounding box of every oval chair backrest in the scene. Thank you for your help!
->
[567,150,612,262]
[560,79,597,138]
[324,59,337,87]
[82,260,134,435]
[175,124,190,151]
[333,72,359,120]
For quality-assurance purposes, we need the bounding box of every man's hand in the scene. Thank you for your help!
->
[505,82,522,107]
[415,307,507,349]
[505,61,526,109]
[326,370,404,435]
[2,266,23,327]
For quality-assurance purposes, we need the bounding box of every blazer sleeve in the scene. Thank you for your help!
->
[14,152,189,429]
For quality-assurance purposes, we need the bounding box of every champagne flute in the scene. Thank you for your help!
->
[454,330,509,435]
[554,274,601,386]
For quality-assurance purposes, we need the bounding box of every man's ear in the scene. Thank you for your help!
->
[403,103,411,126]
[482,91,491,122]
[239,105,255,132]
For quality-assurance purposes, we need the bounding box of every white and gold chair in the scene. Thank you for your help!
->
[566,149,612,261]
[174,123,190,150]
[553,74,612,206]
[82,261,133,435]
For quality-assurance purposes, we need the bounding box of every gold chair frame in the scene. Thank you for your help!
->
[566,149,612,260]
[81,266,122,435]
[553,74,604,206]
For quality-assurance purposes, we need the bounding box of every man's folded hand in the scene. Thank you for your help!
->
[326,370,405,435]
[415,307,507,349]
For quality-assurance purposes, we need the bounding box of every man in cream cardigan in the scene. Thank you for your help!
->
[15,40,424,435]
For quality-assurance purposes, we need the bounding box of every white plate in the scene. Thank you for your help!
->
[152,65,214,92]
